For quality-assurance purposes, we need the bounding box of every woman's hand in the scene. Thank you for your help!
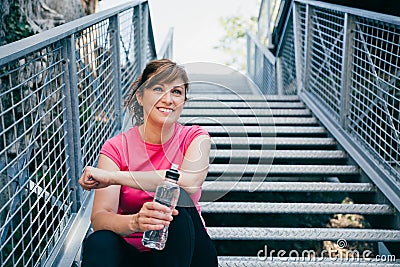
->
[133,202,179,232]
[79,166,115,190]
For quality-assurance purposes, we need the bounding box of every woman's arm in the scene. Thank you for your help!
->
[90,155,137,235]
[90,155,176,236]
[80,164,165,192]
[79,135,211,194]
[178,134,211,194]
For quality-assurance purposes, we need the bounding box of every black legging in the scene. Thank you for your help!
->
[81,189,218,267]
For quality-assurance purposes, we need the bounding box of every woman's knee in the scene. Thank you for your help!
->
[82,230,129,266]
[82,230,146,267]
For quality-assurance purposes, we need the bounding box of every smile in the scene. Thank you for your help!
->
[157,107,174,113]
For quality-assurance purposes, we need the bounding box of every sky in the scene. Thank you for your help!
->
[98,0,259,65]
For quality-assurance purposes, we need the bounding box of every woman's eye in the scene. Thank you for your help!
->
[153,87,163,92]
[172,89,182,95]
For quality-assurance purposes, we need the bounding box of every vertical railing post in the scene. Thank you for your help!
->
[293,1,304,94]
[246,33,251,79]
[134,5,142,73]
[255,47,260,91]
[169,30,174,59]
[252,37,256,82]
[62,35,84,211]
[110,14,122,131]
[303,4,313,93]
[276,56,284,95]
[339,13,355,130]
[142,2,150,64]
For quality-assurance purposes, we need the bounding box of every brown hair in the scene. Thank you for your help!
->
[124,59,189,125]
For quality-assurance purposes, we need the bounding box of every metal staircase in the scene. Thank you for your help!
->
[180,74,400,265]
[2,0,399,265]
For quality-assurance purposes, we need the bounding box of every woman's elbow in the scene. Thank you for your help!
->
[90,210,108,231]
[178,181,202,195]
[90,214,101,231]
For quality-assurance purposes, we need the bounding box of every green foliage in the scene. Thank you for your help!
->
[218,15,257,44]
[3,2,34,45]
[215,15,258,71]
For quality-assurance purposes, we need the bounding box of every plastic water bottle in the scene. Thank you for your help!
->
[142,164,180,250]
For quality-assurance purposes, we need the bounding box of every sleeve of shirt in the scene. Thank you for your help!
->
[189,125,210,140]
[99,135,123,170]
[183,125,210,153]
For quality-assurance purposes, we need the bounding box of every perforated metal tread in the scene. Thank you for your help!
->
[179,117,319,126]
[181,108,311,117]
[208,227,400,242]
[204,126,327,136]
[210,150,347,160]
[200,202,394,215]
[187,94,300,102]
[207,164,359,176]
[201,181,376,193]
[217,257,400,266]
[211,137,337,148]
[185,101,305,109]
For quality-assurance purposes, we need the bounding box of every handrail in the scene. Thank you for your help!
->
[0,0,144,65]
[295,0,400,25]
[246,30,275,64]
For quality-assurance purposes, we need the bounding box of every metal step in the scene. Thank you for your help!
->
[204,126,327,136]
[200,202,394,215]
[189,87,235,94]
[187,94,300,102]
[211,137,337,149]
[205,176,343,182]
[185,101,305,109]
[217,256,400,266]
[210,150,347,162]
[181,108,311,117]
[202,181,376,193]
[179,117,319,126]
[208,227,400,242]
[207,164,359,177]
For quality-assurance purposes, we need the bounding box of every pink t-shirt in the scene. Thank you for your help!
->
[100,123,209,252]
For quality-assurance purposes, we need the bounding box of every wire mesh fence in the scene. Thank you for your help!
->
[0,40,72,267]
[75,19,118,171]
[295,3,307,84]
[349,17,400,179]
[119,7,140,99]
[0,1,163,266]
[278,12,297,95]
[246,31,276,94]
[307,7,345,120]
[293,0,400,181]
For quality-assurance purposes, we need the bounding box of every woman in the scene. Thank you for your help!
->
[78,59,218,266]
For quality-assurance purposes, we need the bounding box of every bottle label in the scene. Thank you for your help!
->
[154,185,178,209]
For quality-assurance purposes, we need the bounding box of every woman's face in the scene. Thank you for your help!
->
[138,78,186,127]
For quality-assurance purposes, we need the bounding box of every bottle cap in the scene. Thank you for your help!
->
[165,163,180,181]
